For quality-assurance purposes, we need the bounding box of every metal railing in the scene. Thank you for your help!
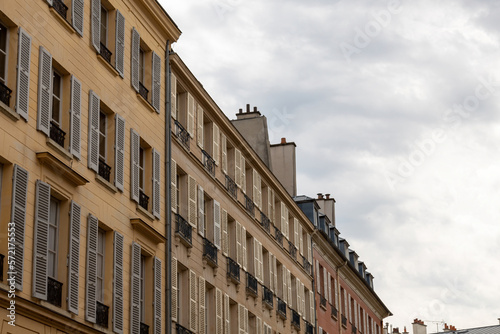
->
[48,276,63,307]
[52,0,68,20]
[203,237,218,267]
[320,295,327,308]
[277,297,286,319]
[342,314,348,327]
[174,120,190,150]
[246,272,258,297]
[260,212,270,233]
[331,305,338,318]
[98,158,112,182]
[0,254,4,281]
[0,81,12,106]
[96,301,109,328]
[99,42,112,64]
[288,240,297,259]
[175,214,192,246]
[50,121,66,147]
[262,285,273,308]
[274,226,283,246]
[140,322,150,334]
[291,309,301,330]
[302,256,312,275]
[176,324,194,334]
[139,190,149,211]
[305,322,314,334]
[139,82,149,101]
[201,150,216,177]
[227,257,240,283]
[243,193,255,217]
[225,174,237,199]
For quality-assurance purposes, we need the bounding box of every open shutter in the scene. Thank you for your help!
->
[323,269,328,301]
[334,277,338,308]
[256,317,262,334]
[11,165,29,290]
[198,185,205,236]
[268,188,274,223]
[114,114,125,191]
[37,46,52,135]
[88,90,100,172]
[199,276,206,334]
[130,128,140,202]
[310,291,315,323]
[113,232,124,333]
[297,278,302,316]
[170,73,177,119]
[307,234,312,263]
[154,257,162,334]
[115,10,125,77]
[241,155,246,193]
[272,255,277,294]
[241,225,247,271]
[130,242,141,334]
[238,304,245,334]
[234,149,241,186]
[299,224,304,256]
[189,270,198,332]
[328,273,332,304]
[282,266,287,304]
[85,213,98,322]
[214,200,221,249]
[301,282,306,317]
[224,294,230,334]
[236,221,242,266]
[91,0,101,52]
[72,0,84,36]
[294,218,299,250]
[171,160,177,213]
[16,27,32,120]
[253,170,258,207]
[152,148,161,218]
[221,209,228,256]
[171,257,178,322]
[244,307,249,334]
[221,134,227,173]
[69,76,82,159]
[216,288,223,334]
[197,105,203,148]
[348,293,352,322]
[32,180,50,300]
[213,123,220,165]
[187,93,195,137]
[67,201,81,314]
[188,175,197,227]
[316,260,321,293]
[151,51,161,113]
[268,253,274,292]
[253,239,259,282]
[131,27,140,92]
[287,269,292,305]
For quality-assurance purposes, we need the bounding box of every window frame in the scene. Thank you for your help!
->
[100,5,108,46]
[51,70,63,127]
[96,227,106,303]
[98,111,107,161]
[48,196,60,279]
[0,22,8,85]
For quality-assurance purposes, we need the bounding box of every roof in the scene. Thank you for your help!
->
[433,325,500,334]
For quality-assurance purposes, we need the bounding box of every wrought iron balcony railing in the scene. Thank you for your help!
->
[288,240,297,259]
[47,276,63,307]
[227,257,240,284]
[291,309,301,330]
[331,305,338,318]
[305,321,314,334]
[96,301,109,328]
[174,120,190,150]
[139,190,149,211]
[201,150,216,177]
[225,174,237,199]
[99,42,112,64]
[176,324,194,334]
[203,237,218,268]
[98,158,112,182]
[243,193,255,217]
[342,314,348,327]
[302,256,312,275]
[50,121,66,147]
[320,295,327,309]
[52,0,68,20]
[277,297,286,319]
[274,226,283,247]
[260,211,270,233]
[262,285,273,308]
[140,322,150,334]
[246,272,258,297]
[0,254,4,281]
[139,81,149,101]
[0,81,12,107]
[175,213,192,247]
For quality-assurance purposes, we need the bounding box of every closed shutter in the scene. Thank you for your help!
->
[72,0,84,36]
[189,270,197,332]
[115,10,125,77]
[268,253,274,292]
[213,123,220,165]
[67,201,81,314]
[187,93,195,137]
[88,90,100,172]
[130,242,141,334]
[152,148,161,218]
[252,170,259,208]
[241,155,246,194]
[216,288,223,334]
[214,200,221,249]
[301,282,306,318]
[236,221,242,266]
[224,294,230,334]
[297,278,302,316]
[85,213,98,322]
[244,307,248,334]
[131,27,140,92]
[37,46,52,136]
[258,241,263,283]
[307,234,312,262]
[253,239,259,282]
[298,224,303,256]
[316,260,320,293]
[310,291,315,323]
[256,317,262,334]
[32,180,50,300]
[238,304,245,334]
[328,273,332,304]
[241,225,247,271]
[280,202,287,238]
[151,51,161,113]
[198,186,205,236]
[272,255,277,294]
[334,277,338,308]
[234,149,241,186]
[170,73,177,119]
[197,105,203,148]
[354,300,358,328]
[221,209,228,256]
[188,175,197,227]
[171,160,177,213]
[171,258,178,322]
[69,75,82,159]
[294,218,299,250]
[114,114,125,191]
[153,257,162,334]
[287,269,292,305]
[282,266,287,304]
[16,27,32,120]
[91,0,101,52]
[11,165,29,290]
[113,232,124,333]
[323,269,327,301]
[221,134,227,173]
[199,276,206,334]
[130,128,140,202]
[348,293,352,323]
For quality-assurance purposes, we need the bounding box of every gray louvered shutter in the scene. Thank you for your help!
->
[86,214,98,323]
[130,242,141,334]
[11,165,29,290]
[67,201,81,314]
[130,128,140,202]
[16,28,32,120]
[70,75,82,159]
[198,186,204,236]
[46,0,53,6]
[151,51,161,113]
[32,180,50,300]
[91,0,100,52]
[113,232,124,333]
[152,148,160,218]
[37,46,52,136]
[88,90,100,171]
[115,10,125,77]
[114,114,125,191]
[214,200,221,249]
[130,28,140,92]
[72,0,84,36]
[153,257,162,334]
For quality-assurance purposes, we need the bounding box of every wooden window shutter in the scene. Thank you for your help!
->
[316,260,321,293]
[268,253,274,292]
[15,28,31,120]
[85,213,99,322]
[258,241,264,283]
[197,105,203,148]
[287,269,292,305]
[171,257,178,322]
[91,0,101,52]
[280,202,286,237]
[252,170,259,208]
[216,288,223,334]
[234,149,242,186]
[244,307,248,334]
[213,123,220,165]
[11,165,29,290]
[253,239,259,282]
[241,225,247,271]
[241,155,246,194]
[267,188,274,223]
[294,218,299,250]
[256,317,262,334]
[199,276,206,334]
[113,232,124,333]
[236,221,242,266]
[310,290,315,323]
[198,185,205,236]
[67,201,81,314]
[69,75,82,159]
[153,257,162,334]
[130,242,141,333]
[221,134,227,173]
[221,209,228,256]
[114,114,126,191]
[213,200,221,249]
[281,266,287,304]
[272,255,277,294]
[187,92,195,137]
[334,277,338,308]
[88,90,100,172]
[171,159,177,213]
[224,293,230,334]
[188,175,197,227]
[238,304,245,334]
[130,128,140,202]
[348,293,352,322]
[130,27,140,92]
[32,180,50,300]
[151,51,161,113]
[189,270,198,332]
[301,282,306,318]
[328,273,332,304]
[307,234,312,262]
[152,148,161,218]
[323,269,328,299]
[114,10,125,77]
[72,0,84,36]
[296,277,302,315]
[170,73,177,119]
[37,46,52,136]
[299,223,303,256]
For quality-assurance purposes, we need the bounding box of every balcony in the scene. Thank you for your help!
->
[342,314,348,327]
[203,237,218,268]
[201,150,216,177]
[50,121,66,147]
[305,322,314,334]
[225,174,237,199]
[52,0,68,20]
[0,254,4,281]
[291,309,301,330]
[139,82,149,101]
[352,324,357,334]
[274,226,283,247]
[320,295,327,309]
[175,213,192,247]
[99,42,112,64]
[140,322,149,334]
[47,277,63,307]
[302,256,312,275]
[0,81,12,107]
[288,240,297,259]
[243,193,255,217]
[98,158,111,182]
[277,297,286,319]
[139,190,149,211]
[227,257,240,284]
[262,285,273,309]
[331,305,338,318]
[176,324,194,334]
[260,212,270,233]
[96,301,109,328]
[174,120,190,150]
[246,272,258,297]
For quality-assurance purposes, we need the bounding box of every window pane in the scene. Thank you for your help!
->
[99,112,106,159]
[52,72,62,124]
[0,23,7,84]
[100,7,107,45]
[139,147,144,190]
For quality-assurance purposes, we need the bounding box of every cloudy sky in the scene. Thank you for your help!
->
[160,0,500,330]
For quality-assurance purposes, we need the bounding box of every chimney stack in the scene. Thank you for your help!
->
[412,319,427,334]
[281,137,286,144]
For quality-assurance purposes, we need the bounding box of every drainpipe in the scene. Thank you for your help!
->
[337,259,348,334]
[165,40,172,334]
[311,239,318,334]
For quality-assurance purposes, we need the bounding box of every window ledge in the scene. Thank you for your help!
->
[130,217,165,244]
[320,304,327,311]
[95,174,118,193]
[40,299,72,317]
[0,101,19,121]
[46,136,73,161]
[136,92,156,113]
[136,203,155,221]
[36,151,89,186]
[97,54,121,77]
[49,7,76,35]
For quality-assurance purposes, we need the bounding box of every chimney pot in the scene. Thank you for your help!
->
[281,137,286,144]
[253,106,258,112]
[325,193,330,199]
[317,193,323,200]
[246,104,250,113]
[239,108,243,113]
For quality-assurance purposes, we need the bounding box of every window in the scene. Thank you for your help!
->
[96,228,105,302]
[140,255,146,322]
[44,0,84,35]
[173,261,197,332]
[51,71,62,127]
[139,146,145,192]
[48,197,60,279]
[0,22,7,86]
[100,5,107,46]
